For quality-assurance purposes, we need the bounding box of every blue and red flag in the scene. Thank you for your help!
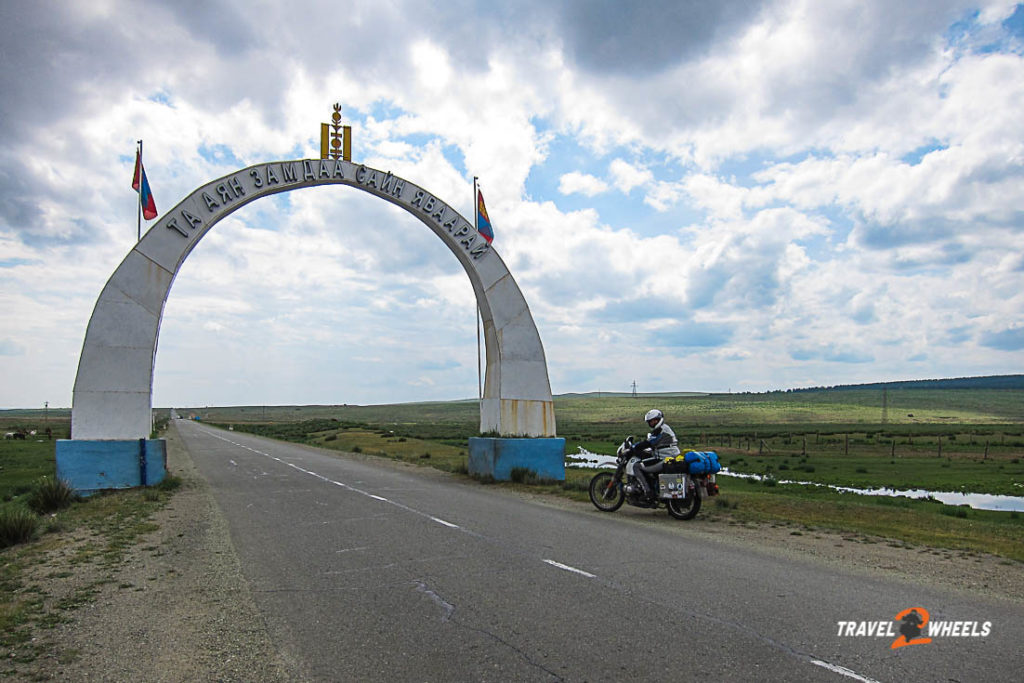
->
[132,150,158,220]
[476,189,494,244]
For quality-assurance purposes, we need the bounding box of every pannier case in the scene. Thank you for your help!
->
[658,473,690,499]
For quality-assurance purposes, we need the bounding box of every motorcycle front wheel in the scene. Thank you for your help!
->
[589,472,625,512]
[666,494,701,520]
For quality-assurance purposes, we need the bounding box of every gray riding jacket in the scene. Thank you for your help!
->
[644,422,680,458]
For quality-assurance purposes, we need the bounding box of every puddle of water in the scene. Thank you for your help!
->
[566,448,1024,512]
[566,448,617,470]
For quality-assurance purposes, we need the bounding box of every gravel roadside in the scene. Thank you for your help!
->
[11,423,1022,680]
[17,422,294,681]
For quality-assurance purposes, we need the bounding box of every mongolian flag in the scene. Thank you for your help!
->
[132,150,158,220]
[476,189,494,244]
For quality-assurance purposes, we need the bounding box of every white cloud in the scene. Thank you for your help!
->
[679,174,751,219]
[608,159,653,193]
[558,172,609,197]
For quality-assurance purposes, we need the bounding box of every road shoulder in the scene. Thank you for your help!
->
[23,422,294,681]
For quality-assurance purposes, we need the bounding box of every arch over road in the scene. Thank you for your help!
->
[70,159,556,441]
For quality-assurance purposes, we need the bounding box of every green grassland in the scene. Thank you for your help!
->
[0,417,69,507]
[708,477,1024,561]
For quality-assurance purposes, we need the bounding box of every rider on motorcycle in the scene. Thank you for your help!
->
[629,409,680,500]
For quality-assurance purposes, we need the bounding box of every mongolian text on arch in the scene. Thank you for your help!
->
[162,159,490,261]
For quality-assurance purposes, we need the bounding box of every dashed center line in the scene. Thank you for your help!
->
[809,659,882,683]
[200,428,462,530]
[429,516,460,528]
[542,559,596,579]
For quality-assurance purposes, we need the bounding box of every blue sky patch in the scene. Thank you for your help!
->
[0,258,38,268]
[901,141,949,166]
[0,339,25,356]
[147,91,173,106]
[199,143,243,167]
[980,326,1024,351]
[1005,3,1024,39]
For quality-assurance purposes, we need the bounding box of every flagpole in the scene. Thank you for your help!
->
[474,176,482,404]
[136,140,143,242]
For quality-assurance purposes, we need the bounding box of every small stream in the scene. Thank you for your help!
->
[566,448,1024,512]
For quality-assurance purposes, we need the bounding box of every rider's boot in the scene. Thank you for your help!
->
[638,473,655,503]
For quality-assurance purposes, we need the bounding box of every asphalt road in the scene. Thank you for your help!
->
[175,419,1022,682]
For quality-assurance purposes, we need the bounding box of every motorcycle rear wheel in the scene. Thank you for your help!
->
[666,494,701,520]
[589,472,625,512]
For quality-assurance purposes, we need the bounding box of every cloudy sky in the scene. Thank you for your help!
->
[2,0,1023,409]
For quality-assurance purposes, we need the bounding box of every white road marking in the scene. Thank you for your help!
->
[200,428,461,530]
[809,659,881,683]
[542,559,596,578]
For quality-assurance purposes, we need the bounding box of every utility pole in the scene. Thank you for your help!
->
[631,380,637,398]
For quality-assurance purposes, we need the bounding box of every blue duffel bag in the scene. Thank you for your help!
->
[684,451,721,475]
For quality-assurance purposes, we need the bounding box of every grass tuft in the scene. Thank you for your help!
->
[155,475,182,492]
[0,506,39,548]
[509,467,537,484]
[715,496,740,510]
[25,477,78,515]
[561,478,589,493]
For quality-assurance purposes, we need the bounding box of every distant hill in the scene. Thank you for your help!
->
[787,374,1024,392]
[555,391,708,399]
[557,375,1024,399]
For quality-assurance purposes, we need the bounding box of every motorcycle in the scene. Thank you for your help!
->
[588,437,719,520]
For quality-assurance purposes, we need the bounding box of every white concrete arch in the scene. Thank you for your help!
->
[71,159,555,439]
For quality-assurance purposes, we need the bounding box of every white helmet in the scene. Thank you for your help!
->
[644,409,664,430]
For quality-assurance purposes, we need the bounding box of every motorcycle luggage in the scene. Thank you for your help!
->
[661,457,688,474]
[658,473,690,499]
[684,451,721,475]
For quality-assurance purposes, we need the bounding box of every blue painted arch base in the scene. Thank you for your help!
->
[56,439,167,496]
[468,437,566,482]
